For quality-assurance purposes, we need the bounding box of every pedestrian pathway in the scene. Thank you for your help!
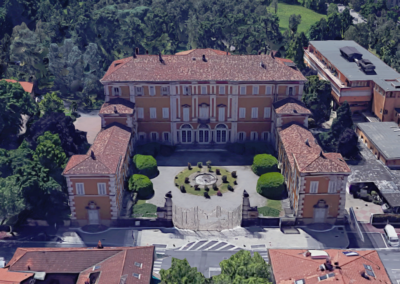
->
[177,240,241,251]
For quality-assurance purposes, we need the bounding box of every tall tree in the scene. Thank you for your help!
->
[302,75,332,124]
[344,24,369,48]
[339,8,354,37]
[0,175,25,224]
[285,32,307,70]
[327,3,338,16]
[38,91,65,117]
[289,14,302,34]
[160,258,207,284]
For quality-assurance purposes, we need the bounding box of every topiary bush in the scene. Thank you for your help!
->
[228,184,234,191]
[256,172,285,199]
[231,171,237,178]
[180,185,186,193]
[204,186,209,192]
[197,162,203,168]
[222,175,227,183]
[185,177,189,183]
[188,162,192,170]
[251,154,278,176]
[133,154,159,178]
[216,169,220,175]
[128,174,154,199]
[217,190,222,196]
[194,184,200,191]
[213,184,218,190]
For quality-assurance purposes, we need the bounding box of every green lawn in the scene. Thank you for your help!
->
[272,2,327,34]
[257,199,282,217]
[132,203,157,218]
[175,166,236,196]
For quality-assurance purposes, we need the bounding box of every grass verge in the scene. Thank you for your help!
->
[132,203,157,218]
[258,199,282,217]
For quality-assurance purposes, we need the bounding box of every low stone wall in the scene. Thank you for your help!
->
[241,218,280,227]
[371,213,400,227]
[112,218,173,228]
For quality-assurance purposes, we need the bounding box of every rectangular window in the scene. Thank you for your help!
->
[288,87,293,96]
[113,87,120,96]
[162,108,169,119]
[219,86,225,95]
[97,183,106,195]
[328,181,336,193]
[76,183,85,195]
[239,108,246,119]
[163,132,170,142]
[139,134,145,141]
[183,86,190,95]
[218,108,225,122]
[310,181,319,193]
[149,86,155,96]
[266,86,272,95]
[183,108,190,121]
[264,107,271,118]
[238,132,245,141]
[150,108,157,119]
[251,107,258,119]
[151,132,158,141]
[136,87,143,96]
[201,86,207,95]
[162,86,169,96]
[233,86,238,94]
[262,132,269,141]
[137,108,144,119]
[253,86,259,95]
[240,86,246,95]
[250,131,258,141]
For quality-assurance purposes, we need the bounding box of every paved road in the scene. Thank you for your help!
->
[378,250,400,284]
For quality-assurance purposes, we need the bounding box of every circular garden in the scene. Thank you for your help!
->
[175,162,237,197]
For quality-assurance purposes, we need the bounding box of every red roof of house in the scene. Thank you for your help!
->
[63,124,131,175]
[273,97,312,115]
[7,246,154,284]
[269,249,391,284]
[279,124,350,174]
[99,98,135,115]
[0,268,33,283]
[100,49,306,83]
[2,79,34,93]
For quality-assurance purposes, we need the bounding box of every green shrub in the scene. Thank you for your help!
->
[128,174,154,199]
[136,142,160,157]
[132,203,157,218]
[197,162,203,168]
[256,172,285,199]
[133,154,159,178]
[226,143,245,155]
[245,142,273,155]
[222,175,227,183]
[251,154,278,176]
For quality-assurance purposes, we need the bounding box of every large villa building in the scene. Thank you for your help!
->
[63,48,350,225]
[304,40,400,125]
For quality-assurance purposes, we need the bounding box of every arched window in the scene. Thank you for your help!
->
[180,124,193,143]
[198,124,210,143]
[215,124,227,143]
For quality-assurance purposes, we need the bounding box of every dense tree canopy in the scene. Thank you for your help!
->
[302,75,332,124]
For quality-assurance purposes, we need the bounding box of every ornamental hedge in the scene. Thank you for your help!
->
[128,174,154,199]
[256,172,285,199]
[251,154,278,176]
[133,154,159,178]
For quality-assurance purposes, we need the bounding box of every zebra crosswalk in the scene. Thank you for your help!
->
[153,259,163,275]
[177,240,241,251]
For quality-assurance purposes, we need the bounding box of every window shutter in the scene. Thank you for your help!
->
[264,107,271,118]
[183,108,190,121]
[150,108,157,119]
[137,108,144,119]
[328,181,336,193]
[239,108,246,118]
[162,108,169,119]
[218,107,225,121]
[310,181,319,193]
[98,183,106,195]
[76,183,85,195]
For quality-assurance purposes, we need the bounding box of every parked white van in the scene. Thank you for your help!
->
[384,224,399,247]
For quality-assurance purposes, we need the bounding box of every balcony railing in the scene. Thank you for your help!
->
[198,118,210,124]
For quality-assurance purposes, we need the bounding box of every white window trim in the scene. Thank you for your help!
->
[218,107,225,122]
[253,85,259,95]
[261,131,270,141]
[162,86,169,96]
[233,85,239,95]
[162,108,169,119]
[328,181,336,193]
[264,107,271,118]
[310,181,319,194]
[240,86,246,95]
[219,86,225,95]
[150,107,157,119]
[251,107,258,119]
[237,131,246,142]
[201,86,207,95]
[286,85,296,96]
[250,131,258,141]
[76,183,85,195]
[150,132,159,141]
[162,132,170,142]
[97,183,107,195]
[149,86,155,96]
[183,107,190,122]
[183,85,190,95]
[239,108,246,119]
[180,129,193,144]
[135,86,143,96]
[137,107,144,119]
[112,86,121,96]
[265,85,272,95]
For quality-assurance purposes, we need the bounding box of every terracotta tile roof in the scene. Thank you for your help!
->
[7,246,154,284]
[279,124,350,173]
[175,48,231,56]
[99,98,135,115]
[2,79,34,93]
[275,57,294,64]
[269,249,391,284]
[100,50,307,83]
[273,97,312,115]
[63,124,131,175]
[0,268,33,283]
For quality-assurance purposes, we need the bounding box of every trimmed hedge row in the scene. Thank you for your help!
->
[133,154,159,178]
[128,174,154,199]
[256,172,285,199]
[251,154,278,176]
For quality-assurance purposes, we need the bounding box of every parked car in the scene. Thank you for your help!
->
[384,224,399,247]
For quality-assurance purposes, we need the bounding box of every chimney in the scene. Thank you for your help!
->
[91,150,96,160]
[305,139,310,147]
[114,106,118,113]
[260,61,266,69]
[258,51,262,55]
[226,51,229,55]
[97,240,103,249]
[145,50,148,54]
[202,54,207,62]
[159,53,165,64]
[133,51,137,59]
[135,47,139,55]
[28,266,30,270]
[271,51,275,59]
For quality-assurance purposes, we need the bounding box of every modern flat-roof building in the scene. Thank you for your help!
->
[304,40,400,124]
[356,122,400,169]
